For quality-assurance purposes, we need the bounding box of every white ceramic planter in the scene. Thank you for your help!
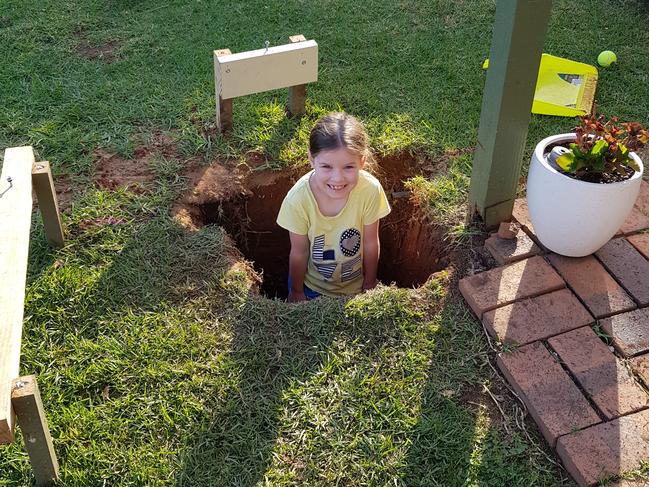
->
[527,133,644,257]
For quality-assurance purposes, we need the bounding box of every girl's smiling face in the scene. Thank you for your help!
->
[309,148,366,201]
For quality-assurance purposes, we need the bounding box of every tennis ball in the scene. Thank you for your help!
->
[597,50,617,67]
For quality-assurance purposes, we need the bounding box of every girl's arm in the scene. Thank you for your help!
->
[288,232,310,302]
[362,220,380,291]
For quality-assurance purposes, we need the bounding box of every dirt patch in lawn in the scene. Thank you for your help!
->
[53,175,73,211]
[94,148,156,192]
[93,132,176,192]
[75,39,120,63]
[173,153,452,299]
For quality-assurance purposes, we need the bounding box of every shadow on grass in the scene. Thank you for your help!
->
[17,198,563,485]
[401,299,485,486]
[176,295,342,485]
[402,294,568,487]
[174,277,526,486]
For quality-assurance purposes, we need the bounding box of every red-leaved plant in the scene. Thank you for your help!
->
[556,111,649,182]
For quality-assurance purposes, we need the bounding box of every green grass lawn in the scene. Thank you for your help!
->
[1,0,649,485]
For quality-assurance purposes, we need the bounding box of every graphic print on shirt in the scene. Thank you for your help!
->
[340,228,361,257]
[341,254,362,282]
[312,234,337,280]
[312,235,325,260]
[339,228,362,282]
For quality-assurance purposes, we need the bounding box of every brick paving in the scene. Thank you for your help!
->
[547,254,636,318]
[601,309,649,357]
[496,341,600,446]
[628,233,649,260]
[483,289,592,346]
[460,186,649,486]
[596,238,649,306]
[616,207,649,236]
[548,327,648,420]
[484,229,541,265]
[459,255,564,318]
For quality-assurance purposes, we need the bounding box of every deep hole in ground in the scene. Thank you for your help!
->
[174,155,450,299]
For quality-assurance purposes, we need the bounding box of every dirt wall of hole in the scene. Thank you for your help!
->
[173,155,449,298]
[198,172,295,298]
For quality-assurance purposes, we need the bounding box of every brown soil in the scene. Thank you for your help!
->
[93,132,176,192]
[54,175,73,212]
[173,165,299,298]
[94,148,156,192]
[563,165,635,184]
[30,174,73,214]
[75,40,120,63]
[378,196,447,287]
[173,153,451,299]
[458,381,510,429]
[34,131,176,212]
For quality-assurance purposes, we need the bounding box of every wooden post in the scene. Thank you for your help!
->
[468,0,552,228]
[214,48,233,133]
[12,376,59,486]
[32,161,64,247]
[0,146,34,444]
[287,35,307,117]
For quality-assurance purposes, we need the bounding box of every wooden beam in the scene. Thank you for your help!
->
[214,48,233,133]
[468,0,552,228]
[214,40,318,99]
[287,35,307,117]
[12,376,59,486]
[32,161,64,247]
[0,146,34,444]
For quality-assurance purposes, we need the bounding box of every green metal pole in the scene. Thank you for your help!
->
[469,0,552,228]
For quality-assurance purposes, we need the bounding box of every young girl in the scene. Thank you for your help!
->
[277,112,391,302]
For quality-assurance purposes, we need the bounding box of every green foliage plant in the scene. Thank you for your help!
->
[556,111,649,182]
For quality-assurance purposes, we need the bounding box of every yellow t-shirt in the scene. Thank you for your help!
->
[276,170,391,297]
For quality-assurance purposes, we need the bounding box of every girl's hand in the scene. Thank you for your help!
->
[362,279,378,291]
[288,290,307,303]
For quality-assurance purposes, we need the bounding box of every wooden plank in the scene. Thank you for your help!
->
[218,97,233,133]
[12,376,59,486]
[215,40,318,99]
[468,0,552,228]
[288,34,306,44]
[214,48,233,132]
[287,35,307,117]
[32,161,64,247]
[0,146,34,444]
[287,84,306,117]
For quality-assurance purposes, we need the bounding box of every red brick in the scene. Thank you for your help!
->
[628,233,649,261]
[497,341,600,447]
[557,408,649,487]
[459,256,564,318]
[548,327,649,420]
[601,308,649,357]
[630,354,649,387]
[483,289,593,346]
[484,231,541,265]
[596,238,649,306]
[633,180,649,216]
[617,207,649,236]
[512,198,536,237]
[547,254,636,318]
[497,221,518,239]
